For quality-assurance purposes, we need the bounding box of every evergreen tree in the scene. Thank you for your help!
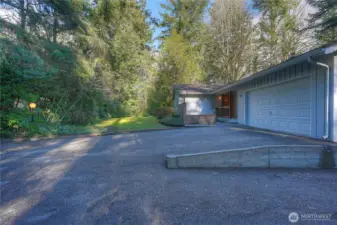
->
[253,0,307,68]
[307,0,337,43]
[88,0,153,115]
[160,0,209,42]
[1,0,82,42]
[0,0,154,136]
[159,0,209,81]
[148,0,209,113]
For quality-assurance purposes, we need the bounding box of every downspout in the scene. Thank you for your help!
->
[308,57,330,140]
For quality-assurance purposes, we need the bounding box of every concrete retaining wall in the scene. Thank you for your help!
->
[166,145,337,169]
[183,115,216,125]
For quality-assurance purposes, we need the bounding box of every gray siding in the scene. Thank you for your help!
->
[236,60,329,140]
[314,54,336,142]
[332,56,337,142]
[173,92,179,113]
[237,90,246,124]
[173,92,185,114]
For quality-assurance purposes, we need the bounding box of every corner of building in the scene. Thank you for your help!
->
[331,55,337,142]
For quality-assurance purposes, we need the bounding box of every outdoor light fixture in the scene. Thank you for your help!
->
[28,102,37,109]
[28,102,37,122]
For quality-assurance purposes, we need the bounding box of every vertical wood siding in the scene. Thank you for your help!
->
[236,61,328,139]
[332,56,337,142]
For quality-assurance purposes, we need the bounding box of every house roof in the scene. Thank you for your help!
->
[173,84,228,95]
[212,41,337,94]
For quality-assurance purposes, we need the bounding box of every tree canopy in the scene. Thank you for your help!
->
[307,0,337,43]
[0,0,335,137]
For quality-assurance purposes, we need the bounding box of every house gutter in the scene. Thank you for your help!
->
[308,57,330,140]
[211,48,328,95]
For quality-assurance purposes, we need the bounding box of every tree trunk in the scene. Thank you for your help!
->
[19,0,26,31]
[53,13,58,43]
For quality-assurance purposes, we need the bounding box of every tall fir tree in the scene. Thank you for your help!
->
[158,0,209,83]
[307,0,337,44]
[148,0,209,113]
[87,0,153,115]
[0,0,154,137]
[253,0,306,68]
[159,0,209,42]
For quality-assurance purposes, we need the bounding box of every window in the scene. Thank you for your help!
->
[186,97,214,115]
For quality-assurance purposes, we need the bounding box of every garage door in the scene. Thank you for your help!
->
[247,77,312,136]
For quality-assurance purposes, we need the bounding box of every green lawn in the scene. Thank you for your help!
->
[94,116,169,132]
[3,116,170,139]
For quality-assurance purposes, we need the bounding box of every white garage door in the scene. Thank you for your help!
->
[247,77,312,136]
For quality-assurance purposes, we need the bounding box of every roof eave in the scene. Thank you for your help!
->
[212,47,331,94]
[179,90,214,95]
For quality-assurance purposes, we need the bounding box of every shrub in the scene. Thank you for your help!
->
[172,112,180,118]
[151,107,173,119]
[0,109,31,137]
[160,116,184,127]
[0,130,12,138]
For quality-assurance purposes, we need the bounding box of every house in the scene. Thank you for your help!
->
[173,42,337,142]
[173,84,227,125]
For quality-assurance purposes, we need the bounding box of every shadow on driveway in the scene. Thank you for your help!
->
[0,127,336,225]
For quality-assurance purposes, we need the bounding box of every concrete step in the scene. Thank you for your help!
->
[166,145,337,169]
[216,117,238,123]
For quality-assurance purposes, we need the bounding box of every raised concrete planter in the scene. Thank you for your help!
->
[166,145,337,169]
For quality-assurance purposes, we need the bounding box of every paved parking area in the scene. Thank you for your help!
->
[1,124,337,225]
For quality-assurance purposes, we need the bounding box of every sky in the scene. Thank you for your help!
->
[145,0,165,48]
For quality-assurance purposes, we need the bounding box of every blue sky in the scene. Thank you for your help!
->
[145,0,165,48]
[146,0,165,20]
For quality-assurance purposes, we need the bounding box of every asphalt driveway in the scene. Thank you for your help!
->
[1,124,337,225]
